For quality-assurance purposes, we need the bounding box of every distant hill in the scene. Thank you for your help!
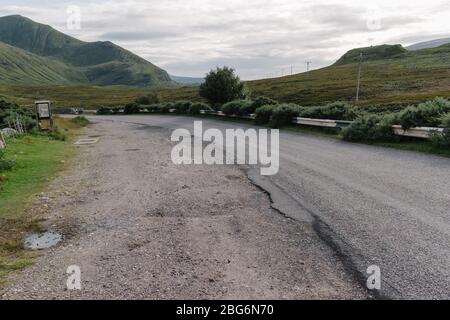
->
[334,44,407,65]
[0,15,175,87]
[407,37,450,51]
[170,75,204,85]
[157,44,450,107]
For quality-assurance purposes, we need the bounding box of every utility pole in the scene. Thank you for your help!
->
[291,65,293,75]
[355,52,363,105]
[305,61,312,72]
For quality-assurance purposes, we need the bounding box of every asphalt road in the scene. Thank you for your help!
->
[87,114,450,299]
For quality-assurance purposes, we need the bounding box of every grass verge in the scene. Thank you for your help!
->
[0,117,89,287]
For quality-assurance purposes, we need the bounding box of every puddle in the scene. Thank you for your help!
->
[24,231,63,250]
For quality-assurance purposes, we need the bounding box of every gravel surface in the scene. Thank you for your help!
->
[1,120,366,299]
[79,115,450,299]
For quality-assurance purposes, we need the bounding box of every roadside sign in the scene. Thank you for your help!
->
[35,100,52,120]
[35,100,53,129]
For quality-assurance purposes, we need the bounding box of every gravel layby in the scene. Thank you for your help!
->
[1,120,367,299]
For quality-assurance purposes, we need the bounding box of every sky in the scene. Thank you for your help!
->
[1,0,449,80]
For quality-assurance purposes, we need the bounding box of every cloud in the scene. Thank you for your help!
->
[1,0,449,79]
[100,31,180,41]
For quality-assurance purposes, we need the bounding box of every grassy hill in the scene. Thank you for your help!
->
[0,15,174,87]
[157,44,450,108]
[0,42,87,85]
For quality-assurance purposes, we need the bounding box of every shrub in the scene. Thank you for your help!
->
[134,93,160,105]
[189,102,210,115]
[251,96,278,110]
[269,104,301,128]
[124,102,140,114]
[430,113,450,147]
[172,101,193,114]
[70,116,90,127]
[254,105,275,125]
[236,100,256,116]
[47,126,67,141]
[0,98,36,130]
[199,66,247,106]
[298,101,358,121]
[222,100,248,116]
[0,149,15,172]
[397,97,450,129]
[96,106,113,115]
[342,114,396,142]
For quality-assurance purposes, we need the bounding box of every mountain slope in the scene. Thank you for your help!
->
[407,37,450,51]
[0,15,174,87]
[0,41,87,85]
[157,44,450,107]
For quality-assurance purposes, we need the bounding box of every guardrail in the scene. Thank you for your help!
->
[90,108,444,140]
[199,110,443,139]
[392,125,443,139]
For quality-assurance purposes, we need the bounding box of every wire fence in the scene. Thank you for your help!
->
[0,117,27,149]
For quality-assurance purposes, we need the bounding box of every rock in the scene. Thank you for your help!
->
[1,128,18,137]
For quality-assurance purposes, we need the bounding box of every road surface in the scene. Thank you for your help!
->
[87,114,450,299]
[2,120,365,299]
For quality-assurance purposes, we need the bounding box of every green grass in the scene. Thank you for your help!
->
[0,135,70,217]
[0,117,87,286]
[157,44,450,108]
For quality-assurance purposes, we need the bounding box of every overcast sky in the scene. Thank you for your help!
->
[1,0,449,79]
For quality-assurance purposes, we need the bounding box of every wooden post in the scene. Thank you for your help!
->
[0,131,6,149]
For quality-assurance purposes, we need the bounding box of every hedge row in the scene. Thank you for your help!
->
[342,98,450,144]
[97,101,212,115]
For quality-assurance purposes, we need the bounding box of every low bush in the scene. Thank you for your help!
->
[254,105,275,125]
[189,102,210,115]
[251,96,278,110]
[172,101,193,113]
[430,113,450,147]
[222,100,244,116]
[0,149,15,171]
[270,104,301,128]
[96,106,113,115]
[0,97,36,131]
[47,126,67,141]
[124,102,140,114]
[298,102,358,121]
[397,97,450,129]
[70,116,90,127]
[341,114,396,142]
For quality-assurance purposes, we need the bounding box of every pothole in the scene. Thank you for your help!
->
[24,231,63,250]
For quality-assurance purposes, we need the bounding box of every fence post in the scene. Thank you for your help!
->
[0,131,5,149]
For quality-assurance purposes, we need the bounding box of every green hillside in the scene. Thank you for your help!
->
[157,44,450,107]
[0,42,87,85]
[0,15,174,87]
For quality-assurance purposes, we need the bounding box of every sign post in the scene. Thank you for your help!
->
[35,100,53,130]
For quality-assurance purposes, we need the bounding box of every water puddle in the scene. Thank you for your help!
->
[24,231,63,250]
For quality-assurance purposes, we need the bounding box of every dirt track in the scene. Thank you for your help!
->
[2,120,366,299]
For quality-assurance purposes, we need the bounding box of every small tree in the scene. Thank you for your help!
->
[199,67,247,107]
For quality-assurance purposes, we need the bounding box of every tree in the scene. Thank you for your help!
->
[199,67,247,106]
